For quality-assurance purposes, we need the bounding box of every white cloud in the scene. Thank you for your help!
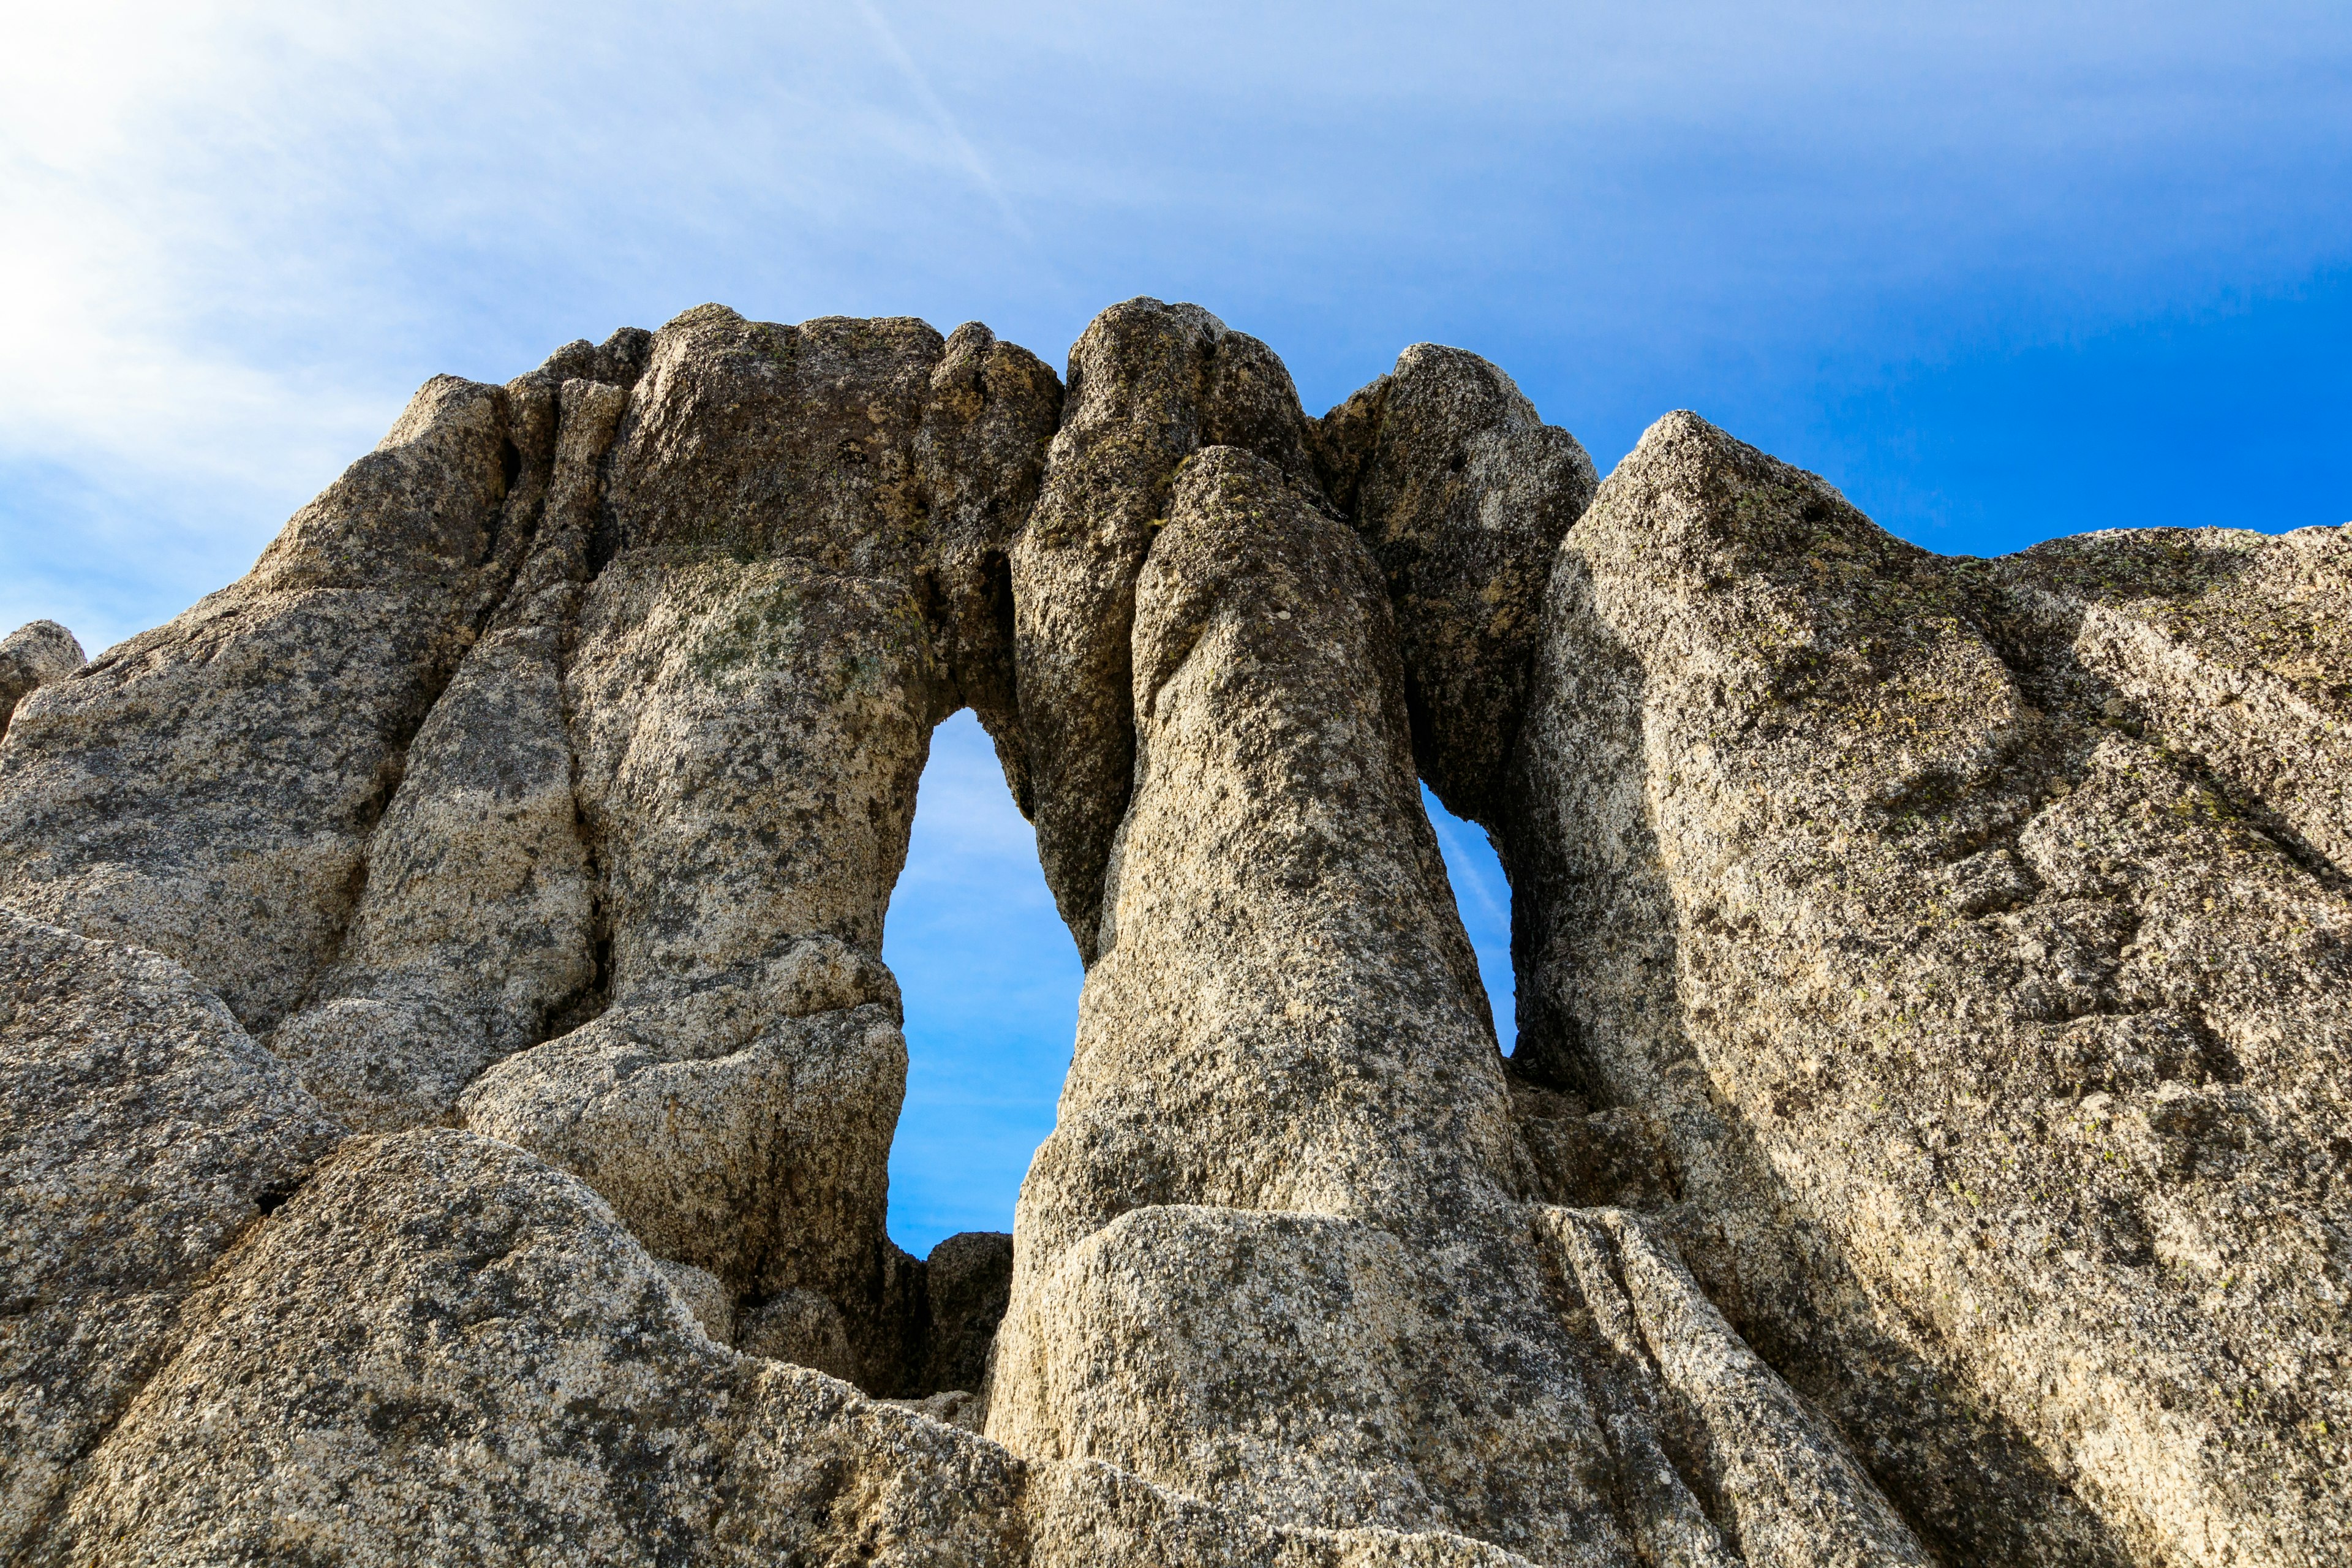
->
[2,0,2346,648]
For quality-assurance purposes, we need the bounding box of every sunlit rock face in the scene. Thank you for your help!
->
[1499,414,2350,1566]
[0,299,2342,1567]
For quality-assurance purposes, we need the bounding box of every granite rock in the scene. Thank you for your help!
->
[26,1127,1559,1568]
[990,447,1922,1564]
[0,907,342,1557]
[0,375,529,1031]
[27,1129,1036,1568]
[0,621,84,744]
[1503,410,2349,1566]
[914,1229,1014,1396]
[1011,298,1321,959]
[1314,345,1599,823]
[2,306,2344,1566]
[448,306,1055,1389]
[462,1001,907,1327]
[268,375,627,1130]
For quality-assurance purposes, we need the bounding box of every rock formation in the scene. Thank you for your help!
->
[0,299,2342,1566]
[0,622,83,744]
[1499,415,2349,1564]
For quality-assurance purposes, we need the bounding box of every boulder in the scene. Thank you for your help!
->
[0,621,84,743]
[1502,410,2350,1565]
[27,1129,1033,1568]
[914,1229,1013,1396]
[462,1002,906,1321]
[28,1127,1554,1568]
[1314,345,1599,822]
[0,908,342,1556]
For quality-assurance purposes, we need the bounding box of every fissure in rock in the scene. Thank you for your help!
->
[0,298,2343,1568]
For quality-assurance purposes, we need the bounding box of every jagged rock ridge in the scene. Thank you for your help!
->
[0,300,2343,1567]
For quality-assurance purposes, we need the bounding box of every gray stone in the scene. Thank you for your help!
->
[1011,298,1321,959]
[916,1229,1013,1396]
[5,304,2344,1566]
[0,907,342,1558]
[1314,345,1598,822]
[462,1002,907,1318]
[1990,523,2351,875]
[990,446,1921,1564]
[0,621,84,744]
[458,306,1059,1393]
[654,1257,735,1344]
[268,375,627,1130]
[1503,410,2349,1566]
[27,1127,1557,1568]
[736,1286,862,1380]
[1539,1205,1929,1567]
[28,1129,1033,1568]
[0,375,530,1031]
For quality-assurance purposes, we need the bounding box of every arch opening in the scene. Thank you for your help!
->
[1422,786,1516,1055]
[882,708,1081,1256]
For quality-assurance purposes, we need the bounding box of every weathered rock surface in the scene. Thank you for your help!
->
[0,907,342,1558]
[1012,298,1319,958]
[914,1228,1014,1395]
[463,1001,906,1313]
[28,1126,1547,1567]
[991,446,1923,1565]
[0,620,84,743]
[1,303,2344,1565]
[452,307,1060,1392]
[1503,410,2350,1566]
[1538,1205,1928,1567]
[268,374,627,1130]
[1991,524,2351,875]
[0,375,530,1032]
[1314,345,1599,823]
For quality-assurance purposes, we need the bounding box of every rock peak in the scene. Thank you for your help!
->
[1,303,2344,1567]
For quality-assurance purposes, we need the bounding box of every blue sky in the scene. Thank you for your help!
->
[3,2,2345,1251]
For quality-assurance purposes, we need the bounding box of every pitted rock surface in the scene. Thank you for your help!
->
[1011,298,1320,959]
[988,445,1923,1564]
[268,374,627,1131]
[1502,411,2348,1566]
[1313,344,1599,824]
[0,907,343,1558]
[0,374,528,1032]
[0,621,84,743]
[0,303,2343,1566]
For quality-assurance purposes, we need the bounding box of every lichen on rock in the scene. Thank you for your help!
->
[0,306,2343,1567]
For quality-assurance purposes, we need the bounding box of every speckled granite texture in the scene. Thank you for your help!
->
[1,300,2342,1566]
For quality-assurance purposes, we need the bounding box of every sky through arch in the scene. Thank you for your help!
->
[882,712,1515,1253]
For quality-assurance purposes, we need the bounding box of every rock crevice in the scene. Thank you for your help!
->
[1,307,2343,1567]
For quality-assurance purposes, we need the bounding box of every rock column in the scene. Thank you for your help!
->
[462,307,1059,1386]
[271,368,635,1131]
[989,446,1637,1565]
[1011,298,1317,960]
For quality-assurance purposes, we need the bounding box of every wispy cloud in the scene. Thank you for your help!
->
[4,0,2345,1230]
[854,0,1031,241]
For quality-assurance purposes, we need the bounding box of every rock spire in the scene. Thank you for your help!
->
[1,300,2342,1567]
